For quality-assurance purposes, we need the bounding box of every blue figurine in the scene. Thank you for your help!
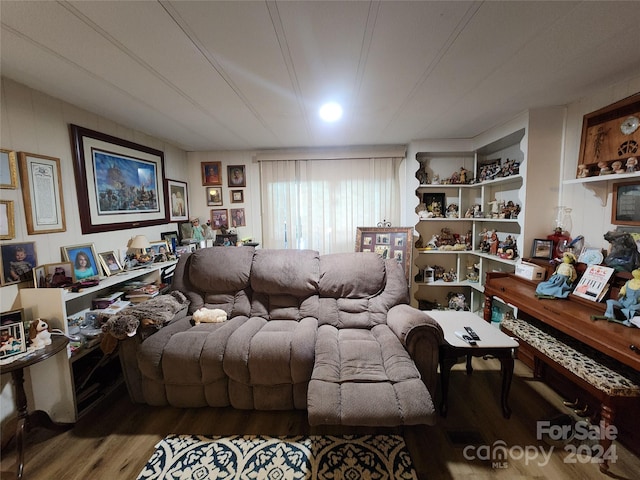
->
[535,252,577,299]
[604,269,640,326]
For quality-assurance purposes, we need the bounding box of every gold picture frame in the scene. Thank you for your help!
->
[0,200,15,240]
[18,152,66,234]
[0,149,18,189]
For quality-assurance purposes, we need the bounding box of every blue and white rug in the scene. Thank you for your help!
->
[137,434,418,479]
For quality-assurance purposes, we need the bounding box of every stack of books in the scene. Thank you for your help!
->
[125,283,162,303]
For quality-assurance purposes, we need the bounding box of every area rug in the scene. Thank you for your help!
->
[137,434,418,479]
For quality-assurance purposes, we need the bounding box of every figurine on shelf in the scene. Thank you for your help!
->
[603,269,640,326]
[489,230,499,255]
[611,160,625,174]
[626,156,638,173]
[598,161,612,175]
[535,252,577,299]
[577,164,589,178]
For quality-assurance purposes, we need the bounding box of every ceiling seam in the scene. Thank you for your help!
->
[382,0,484,135]
[56,0,245,147]
[349,0,379,126]
[265,0,313,143]
[0,21,216,150]
[159,0,281,145]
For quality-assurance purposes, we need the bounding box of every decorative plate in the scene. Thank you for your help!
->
[578,248,604,265]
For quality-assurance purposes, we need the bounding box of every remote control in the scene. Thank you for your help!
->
[464,326,481,341]
[454,330,477,346]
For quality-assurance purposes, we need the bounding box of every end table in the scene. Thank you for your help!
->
[428,310,519,419]
[0,336,74,479]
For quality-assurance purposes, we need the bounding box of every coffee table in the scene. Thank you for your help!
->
[427,310,519,418]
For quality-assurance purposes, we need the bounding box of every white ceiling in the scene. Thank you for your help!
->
[2,1,640,152]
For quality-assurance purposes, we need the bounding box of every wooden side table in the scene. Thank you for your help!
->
[428,311,519,419]
[0,336,74,479]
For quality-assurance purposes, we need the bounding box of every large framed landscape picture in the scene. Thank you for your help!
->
[70,124,167,234]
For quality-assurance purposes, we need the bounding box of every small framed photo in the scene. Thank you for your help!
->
[207,186,223,206]
[62,243,101,281]
[421,192,446,217]
[214,233,238,246]
[161,231,179,252]
[34,262,75,288]
[148,240,170,257]
[175,244,196,257]
[227,165,246,187]
[230,189,244,203]
[611,181,640,226]
[1,242,37,285]
[0,320,26,359]
[202,161,222,186]
[531,239,553,259]
[211,209,229,229]
[98,251,124,276]
[0,200,15,240]
[167,179,189,222]
[230,208,246,227]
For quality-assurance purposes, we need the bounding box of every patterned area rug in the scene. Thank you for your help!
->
[137,434,418,479]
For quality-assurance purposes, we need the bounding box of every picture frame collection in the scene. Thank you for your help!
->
[200,163,246,231]
[1,127,250,287]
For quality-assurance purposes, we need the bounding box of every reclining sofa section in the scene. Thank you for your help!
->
[118,246,444,427]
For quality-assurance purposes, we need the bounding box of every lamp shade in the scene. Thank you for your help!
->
[129,235,151,250]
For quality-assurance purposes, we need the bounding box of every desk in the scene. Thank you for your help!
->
[0,336,73,479]
[428,311,519,419]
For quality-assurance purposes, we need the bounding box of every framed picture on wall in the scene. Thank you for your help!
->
[167,179,189,222]
[207,186,223,206]
[355,227,413,283]
[70,124,167,234]
[612,181,640,226]
[202,161,222,186]
[230,208,246,227]
[227,165,246,187]
[210,209,229,229]
[0,149,18,189]
[0,200,15,240]
[18,152,66,234]
[230,189,244,203]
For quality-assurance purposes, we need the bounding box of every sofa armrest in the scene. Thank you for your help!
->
[118,313,191,403]
[387,304,444,395]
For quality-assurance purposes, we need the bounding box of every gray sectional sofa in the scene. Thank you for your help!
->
[117,246,444,426]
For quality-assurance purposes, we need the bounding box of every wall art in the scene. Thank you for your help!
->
[70,124,166,233]
[355,226,413,283]
[167,179,189,222]
[18,152,66,234]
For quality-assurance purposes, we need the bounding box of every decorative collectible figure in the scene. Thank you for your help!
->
[611,160,625,174]
[604,269,640,325]
[598,161,612,175]
[577,164,589,178]
[535,252,577,299]
[626,156,638,173]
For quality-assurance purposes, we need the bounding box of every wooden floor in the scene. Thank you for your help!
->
[2,358,639,479]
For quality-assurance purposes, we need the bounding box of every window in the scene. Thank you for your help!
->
[260,156,401,253]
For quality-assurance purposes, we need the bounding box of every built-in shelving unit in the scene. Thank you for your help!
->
[409,107,567,317]
[19,261,177,422]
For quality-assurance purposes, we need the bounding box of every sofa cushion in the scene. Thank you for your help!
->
[251,249,319,296]
[318,255,409,328]
[171,246,254,315]
[307,323,434,426]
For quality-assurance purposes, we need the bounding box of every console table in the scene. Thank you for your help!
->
[484,272,640,472]
[0,336,73,479]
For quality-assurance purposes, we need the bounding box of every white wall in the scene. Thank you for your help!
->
[0,78,188,426]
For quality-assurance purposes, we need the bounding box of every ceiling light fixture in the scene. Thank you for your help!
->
[319,102,343,122]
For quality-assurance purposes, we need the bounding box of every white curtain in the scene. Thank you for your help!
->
[260,157,401,253]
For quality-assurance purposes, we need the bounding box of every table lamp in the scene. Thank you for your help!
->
[128,235,151,263]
